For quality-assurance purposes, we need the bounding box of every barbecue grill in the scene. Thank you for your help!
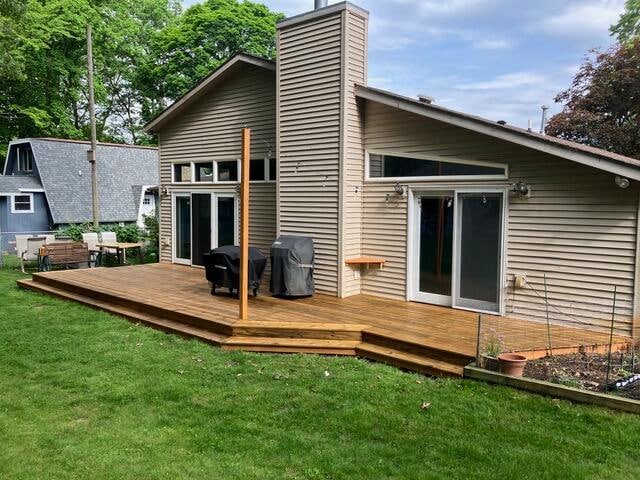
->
[203,245,267,297]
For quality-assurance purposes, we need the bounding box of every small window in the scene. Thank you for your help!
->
[12,194,32,213]
[269,158,277,181]
[143,197,151,205]
[173,163,191,183]
[217,161,238,182]
[17,148,33,172]
[368,154,505,178]
[250,159,265,181]
[195,162,214,182]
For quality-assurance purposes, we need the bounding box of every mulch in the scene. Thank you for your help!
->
[524,350,640,400]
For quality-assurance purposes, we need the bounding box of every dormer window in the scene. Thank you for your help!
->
[17,147,34,173]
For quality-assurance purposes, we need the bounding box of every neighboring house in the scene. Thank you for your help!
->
[0,138,159,248]
[145,1,640,339]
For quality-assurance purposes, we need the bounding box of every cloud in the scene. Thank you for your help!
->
[538,0,625,40]
[471,38,514,50]
[455,71,547,91]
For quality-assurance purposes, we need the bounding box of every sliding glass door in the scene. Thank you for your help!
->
[411,189,504,313]
[173,192,237,266]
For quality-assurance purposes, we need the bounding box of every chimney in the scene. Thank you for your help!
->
[314,0,328,8]
[276,3,369,297]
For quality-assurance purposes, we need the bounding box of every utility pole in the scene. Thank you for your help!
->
[86,24,99,228]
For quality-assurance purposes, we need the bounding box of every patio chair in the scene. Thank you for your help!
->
[96,231,119,265]
[16,235,47,273]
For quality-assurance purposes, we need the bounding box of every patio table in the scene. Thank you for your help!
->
[96,242,144,265]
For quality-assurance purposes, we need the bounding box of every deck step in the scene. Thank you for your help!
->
[223,336,359,355]
[17,279,228,345]
[356,343,464,377]
[362,329,475,367]
[232,321,365,340]
[30,272,233,336]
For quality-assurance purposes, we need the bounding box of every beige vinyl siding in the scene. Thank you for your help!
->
[340,10,368,297]
[362,101,639,335]
[156,64,277,265]
[278,14,343,295]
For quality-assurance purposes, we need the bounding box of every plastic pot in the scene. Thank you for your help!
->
[482,355,500,372]
[498,353,527,377]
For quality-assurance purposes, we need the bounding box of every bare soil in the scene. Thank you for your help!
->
[524,351,640,400]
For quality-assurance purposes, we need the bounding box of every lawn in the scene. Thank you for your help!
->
[1,261,639,479]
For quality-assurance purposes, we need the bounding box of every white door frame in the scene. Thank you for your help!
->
[172,191,239,266]
[407,185,508,315]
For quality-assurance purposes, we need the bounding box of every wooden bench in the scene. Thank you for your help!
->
[38,242,97,271]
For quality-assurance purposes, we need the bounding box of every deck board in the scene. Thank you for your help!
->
[21,263,631,374]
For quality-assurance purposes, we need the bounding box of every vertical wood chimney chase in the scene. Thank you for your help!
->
[276,2,369,297]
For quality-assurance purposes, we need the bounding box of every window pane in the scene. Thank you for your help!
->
[217,197,235,247]
[174,164,191,182]
[250,159,265,181]
[218,161,238,182]
[195,162,213,182]
[192,193,211,266]
[419,196,454,296]
[269,158,277,180]
[369,154,504,178]
[176,196,191,259]
[14,195,31,211]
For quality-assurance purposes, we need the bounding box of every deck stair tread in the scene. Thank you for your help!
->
[224,336,359,348]
[356,343,464,377]
[17,279,228,345]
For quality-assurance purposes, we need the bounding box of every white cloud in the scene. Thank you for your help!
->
[455,71,547,90]
[538,1,625,39]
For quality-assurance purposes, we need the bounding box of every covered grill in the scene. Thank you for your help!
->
[203,245,267,297]
[270,235,315,297]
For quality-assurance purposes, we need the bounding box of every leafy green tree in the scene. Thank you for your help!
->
[136,0,284,122]
[546,41,640,159]
[611,0,640,42]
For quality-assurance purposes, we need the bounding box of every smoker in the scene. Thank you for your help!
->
[270,235,315,297]
[203,245,267,297]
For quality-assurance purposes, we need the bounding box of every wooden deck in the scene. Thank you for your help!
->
[18,263,631,377]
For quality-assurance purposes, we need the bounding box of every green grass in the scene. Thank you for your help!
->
[1,264,639,479]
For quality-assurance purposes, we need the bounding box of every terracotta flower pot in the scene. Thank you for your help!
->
[482,355,500,372]
[498,353,527,377]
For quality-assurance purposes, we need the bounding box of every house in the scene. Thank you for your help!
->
[1,138,159,248]
[144,1,640,339]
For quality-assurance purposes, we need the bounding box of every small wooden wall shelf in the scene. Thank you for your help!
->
[345,256,386,269]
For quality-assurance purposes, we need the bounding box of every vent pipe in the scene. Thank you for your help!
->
[314,0,328,9]
[540,105,549,134]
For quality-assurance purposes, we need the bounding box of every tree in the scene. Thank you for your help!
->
[545,41,640,159]
[611,0,640,42]
[136,0,284,122]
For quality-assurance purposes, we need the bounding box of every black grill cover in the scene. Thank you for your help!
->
[270,235,315,296]
[203,245,267,295]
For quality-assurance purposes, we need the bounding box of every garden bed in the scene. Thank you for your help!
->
[524,351,640,400]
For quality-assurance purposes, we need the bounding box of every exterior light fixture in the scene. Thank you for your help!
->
[615,176,630,189]
[510,181,530,198]
[393,182,405,195]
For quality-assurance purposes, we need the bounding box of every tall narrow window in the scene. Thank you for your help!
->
[269,158,277,180]
[17,148,33,172]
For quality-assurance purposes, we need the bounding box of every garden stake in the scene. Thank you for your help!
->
[543,274,553,356]
[605,285,617,391]
[475,313,482,366]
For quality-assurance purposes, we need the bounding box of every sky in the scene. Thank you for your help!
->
[182,0,626,129]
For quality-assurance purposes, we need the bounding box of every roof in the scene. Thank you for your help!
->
[8,138,158,224]
[144,53,276,133]
[356,85,640,181]
[0,175,43,195]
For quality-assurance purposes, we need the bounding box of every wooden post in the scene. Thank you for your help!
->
[86,24,100,229]
[239,128,251,320]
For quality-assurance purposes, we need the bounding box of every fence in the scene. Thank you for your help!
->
[0,230,58,268]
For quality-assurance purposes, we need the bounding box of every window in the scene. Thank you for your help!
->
[11,194,33,213]
[195,162,214,182]
[17,148,34,172]
[269,158,277,181]
[173,163,191,182]
[250,159,266,181]
[143,197,151,205]
[368,154,506,179]
[217,161,238,182]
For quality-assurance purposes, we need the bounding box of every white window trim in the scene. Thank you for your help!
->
[11,193,34,214]
[170,159,276,185]
[365,150,508,183]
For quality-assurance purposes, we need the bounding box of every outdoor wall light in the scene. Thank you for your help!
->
[615,176,630,189]
[393,182,405,196]
[510,180,531,198]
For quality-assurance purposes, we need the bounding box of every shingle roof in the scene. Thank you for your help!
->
[25,139,158,224]
[0,174,43,194]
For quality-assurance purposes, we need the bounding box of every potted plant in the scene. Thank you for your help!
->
[481,329,504,371]
[498,353,528,377]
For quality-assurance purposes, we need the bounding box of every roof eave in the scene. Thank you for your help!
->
[144,54,276,133]
[356,85,640,182]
